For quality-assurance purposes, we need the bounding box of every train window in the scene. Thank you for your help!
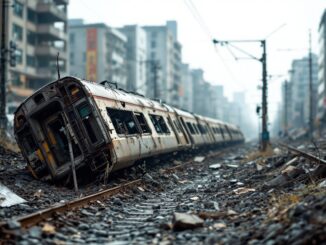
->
[78,104,98,143]
[107,108,140,135]
[197,124,206,134]
[186,122,195,134]
[68,84,83,102]
[134,112,151,134]
[149,114,170,134]
[192,123,199,134]
[17,126,37,155]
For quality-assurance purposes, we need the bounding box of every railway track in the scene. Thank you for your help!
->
[0,179,142,236]
[278,142,326,165]
[0,146,233,244]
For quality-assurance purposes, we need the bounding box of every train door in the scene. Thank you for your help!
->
[167,115,181,145]
[41,111,81,170]
[179,117,194,145]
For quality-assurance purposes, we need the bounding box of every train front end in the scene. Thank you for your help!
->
[14,76,111,182]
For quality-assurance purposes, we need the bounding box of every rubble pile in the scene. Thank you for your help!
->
[1,142,326,244]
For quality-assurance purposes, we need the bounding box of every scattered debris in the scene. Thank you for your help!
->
[42,223,56,235]
[173,212,204,231]
[33,189,44,199]
[190,196,199,201]
[213,223,226,229]
[0,182,26,207]
[194,156,205,163]
[209,163,221,169]
[233,187,256,195]
[318,180,326,188]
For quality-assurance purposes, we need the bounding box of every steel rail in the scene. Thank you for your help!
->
[0,179,142,230]
[278,142,326,165]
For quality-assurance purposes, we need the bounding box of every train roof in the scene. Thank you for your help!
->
[81,79,170,113]
[15,76,242,133]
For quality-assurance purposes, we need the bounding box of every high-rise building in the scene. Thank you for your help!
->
[289,55,318,129]
[143,21,182,106]
[1,0,68,90]
[119,25,147,95]
[69,19,127,88]
[180,63,193,112]
[318,9,326,124]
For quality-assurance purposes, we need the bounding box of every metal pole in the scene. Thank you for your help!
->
[284,80,288,137]
[261,40,269,150]
[66,127,79,194]
[0,0,8,134]
[308,30,313,139]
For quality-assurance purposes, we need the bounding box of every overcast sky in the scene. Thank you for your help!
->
[69,0,325,127]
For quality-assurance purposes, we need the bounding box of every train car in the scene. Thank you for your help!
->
[14,76,244,182]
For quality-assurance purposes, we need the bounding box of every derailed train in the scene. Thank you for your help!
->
[14,76,244,182]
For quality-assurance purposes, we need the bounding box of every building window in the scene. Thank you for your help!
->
[70,53,74,65]
[13,24,23,41]
[27,8,37,23]
[151,52,155,59]
[16,49,23,64]
[27,31,36,45]
[27,55,36,67]
[151,40,156,48]
[70,33,75,43]
[13,1,24,18]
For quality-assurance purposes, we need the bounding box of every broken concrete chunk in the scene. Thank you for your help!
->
[42,223,56,235]
[256,164,264,171]
[194,156,205,163]
[266,174,290,187]
[209,163,221,169]
[233,187,256,195]
[213,223,226,229]
[273,148,282,155]
[284,157,298,166]
[226,164,239,168]
[173,212,204,231]
[281,166,305,179]
[318,180,326,188]
[0,182,26,207]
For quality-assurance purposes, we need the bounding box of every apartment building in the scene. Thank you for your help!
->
[119,25,147,95]
[1,0,68,90]
[143,21,182,106]
[69,19,127,89]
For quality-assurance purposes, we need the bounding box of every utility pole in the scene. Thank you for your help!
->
[0,0,8,134]
[261,40,269,150]
[284,80,288,137]
[308,30,313,139]
[213,39,270,151]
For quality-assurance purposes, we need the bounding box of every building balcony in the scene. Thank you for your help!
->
[35,45,67,59]
[37,24,66,41]
[37,2,67,23]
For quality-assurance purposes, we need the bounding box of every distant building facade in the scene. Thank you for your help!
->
[289,55,318,129]
[119,25,147,95]
[69,19,127,88]
[180,63,193,112]
[143,21,182,106]
[0,0,68,90]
